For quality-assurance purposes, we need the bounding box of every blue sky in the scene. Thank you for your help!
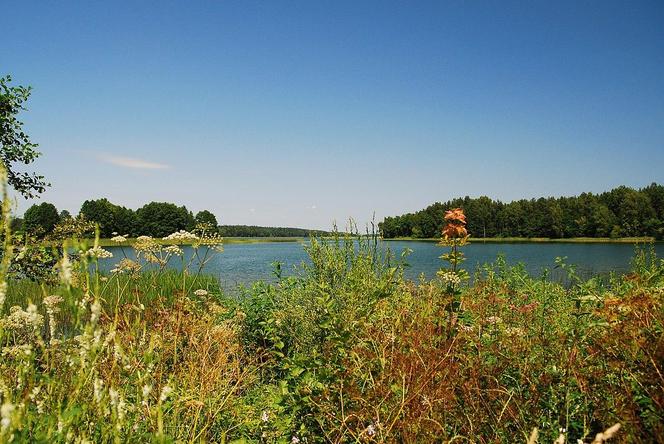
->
[4,1,663,229]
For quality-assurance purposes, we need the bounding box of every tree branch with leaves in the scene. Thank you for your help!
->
[0,75,48,198]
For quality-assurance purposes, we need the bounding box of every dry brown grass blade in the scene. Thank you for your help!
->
[591,423,621,443]
[527,428,539,444]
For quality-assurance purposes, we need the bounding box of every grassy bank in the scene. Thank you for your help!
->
[384,236,658,243]
[1,234,663,442]
[43,236,310,247]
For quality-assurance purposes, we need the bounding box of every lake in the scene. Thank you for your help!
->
[100,240,664,292]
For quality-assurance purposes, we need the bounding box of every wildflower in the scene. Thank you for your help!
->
[30,386,41,400]
[0,281,7,310]
[134,236,160,255]
[142,385,152,406]
[2,304,44,335]
[442,208,468,239]
[58,252,72,286]
[198,233,224,248]
[1,402,14,431]
[90,300,102,326]
[437,270,461,286]
[164,245,183,256]
[444,208,467,224]
[291,437,301,443]
[110,235,127,243]
[442,222,467,238]
[43,294,64,311]
[163,230,198,242]
[93,379,104,403]
[159,385,173,402]
[505,326,525,337]
[44,295,63,339]
[1,344,33,358]
[86,246,113,259]
[194,289,208,297]
[485,316,502,325]
[112,258,142,275]
[365,423,376,437]
[261,410,269,422]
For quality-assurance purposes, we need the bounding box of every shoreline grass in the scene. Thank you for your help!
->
[2,234,663,442]
[383,235,659,244]
[41,236,311,247]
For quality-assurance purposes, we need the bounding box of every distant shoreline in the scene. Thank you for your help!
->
[382,236,659,244]
[59,235,661,247]
[66,236,309,247]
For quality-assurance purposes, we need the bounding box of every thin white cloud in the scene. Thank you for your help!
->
[98,154,170,170]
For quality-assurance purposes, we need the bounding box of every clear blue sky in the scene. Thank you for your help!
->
[4,1,664,230]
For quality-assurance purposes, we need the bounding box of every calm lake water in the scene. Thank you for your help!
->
[100,240,664,293]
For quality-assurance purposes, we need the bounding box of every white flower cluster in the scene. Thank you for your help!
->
[438,271,461,286]
[58,254,72,286]
[505,326,525,337]
[0,281,6,310]
[193,289,208,297]
[1,304,44,334]
[110,258,142,275]
[1,402,14,432]
[110,234,128,243]
[1,344,33,359]
[134,236,160,254]
[163,230,198,242]
[159,385,173,402]
[86,247,113,259]
[198,233,224,248]
[43,295,63,312]
[485,316,502,325]
[43,295,64,339]
[164,245,183,256]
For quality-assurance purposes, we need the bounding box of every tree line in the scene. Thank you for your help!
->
[16,199,328,239]
[379,183,664,240]
[15,198,218,238]
[219,225,328,237]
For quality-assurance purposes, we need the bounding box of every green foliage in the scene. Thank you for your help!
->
[23,202,59,237]
[219,225,329,237]
[194,210,218,228]
[136,202,194,237]
[2,221,663,441]
[380,183,664,240]
[0,75,48,198]
[80,198,137,238]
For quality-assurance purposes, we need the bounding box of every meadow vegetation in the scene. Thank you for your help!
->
[1,179,662,443]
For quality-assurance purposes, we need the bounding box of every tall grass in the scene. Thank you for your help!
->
[1,196,662,441]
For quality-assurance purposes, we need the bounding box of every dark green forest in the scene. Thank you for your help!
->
[379,183,664,240]
[16,198,326,239]
[219,225,328,237]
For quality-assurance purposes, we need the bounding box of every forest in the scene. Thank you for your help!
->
[219,225,329,237]
[379,183,664,240]
[15,198,327,239]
